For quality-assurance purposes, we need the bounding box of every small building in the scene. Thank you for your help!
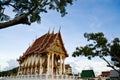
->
[110,70,120,80]
[17,30,68,75]
[65,64,72,75]
[101,71,110,77]
[81,70,95,79]
[57,63,72,75]
[101,71,110,80]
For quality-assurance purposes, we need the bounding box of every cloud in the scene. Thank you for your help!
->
[66,57,112,76]
[3,59,19,71]
[89,16,102,30]
[0,58,8,71]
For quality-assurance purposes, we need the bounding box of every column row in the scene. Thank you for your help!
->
[47,52,65,75]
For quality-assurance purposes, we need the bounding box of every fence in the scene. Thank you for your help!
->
[0,74,82,80]
[0,74,110,80]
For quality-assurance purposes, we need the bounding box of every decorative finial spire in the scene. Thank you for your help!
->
[52,27,54,34]
[48,27,50,34]
[58,26,61,33]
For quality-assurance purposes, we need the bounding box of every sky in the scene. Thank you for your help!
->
[0,0,120,76]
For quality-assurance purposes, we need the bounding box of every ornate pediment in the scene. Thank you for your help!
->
[48,37,65,54]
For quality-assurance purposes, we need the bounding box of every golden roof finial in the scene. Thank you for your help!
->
[52,27,54,34]
[48,27,50,34]
[58,26,61,33]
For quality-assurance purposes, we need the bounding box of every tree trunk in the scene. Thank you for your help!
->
[0,14,30,29]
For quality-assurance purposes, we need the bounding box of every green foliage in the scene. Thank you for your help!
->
[0,67,18,76]
[72,32,120,69]
[0,0,73,23]
[110,38,120,67]
[73,32,109,59]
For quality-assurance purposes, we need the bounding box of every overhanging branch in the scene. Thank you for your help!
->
[0,14,30,29]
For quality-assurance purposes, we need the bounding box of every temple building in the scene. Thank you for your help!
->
[17,30,68,75]
[65,64,72,75]
[57,63,72,75]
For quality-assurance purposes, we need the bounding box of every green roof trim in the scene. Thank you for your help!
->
[81,70,95,78]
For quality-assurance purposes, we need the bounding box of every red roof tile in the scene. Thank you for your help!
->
[18,31,68,62]
[101,71,110,77]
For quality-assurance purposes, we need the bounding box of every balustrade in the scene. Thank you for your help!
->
[0,74,83,80]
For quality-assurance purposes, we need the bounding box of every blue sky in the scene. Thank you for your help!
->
[0,0,120,76]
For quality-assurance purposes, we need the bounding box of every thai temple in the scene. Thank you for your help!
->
[17,29,69,75]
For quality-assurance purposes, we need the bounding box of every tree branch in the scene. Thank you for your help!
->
[0,1,39,29]
[101,56,120,73]
[0,14,30,29]
[9,4,19,10]
[0,0,11,5]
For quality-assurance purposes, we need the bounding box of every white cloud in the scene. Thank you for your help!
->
[89,16,102,30]
[0,58,8,71]
[3,59,19,71]
[66,57,112,76]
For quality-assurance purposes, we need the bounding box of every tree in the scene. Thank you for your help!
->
[72,32,120,76]
[0,0,73,29]
[0,67,18,76]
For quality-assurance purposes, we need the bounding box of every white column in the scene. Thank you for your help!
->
[52,53,54,74]
[35,66,37,74]
[17,65,21,75]
[47,54,50,74]
[39,56,43,74]
[24,68,26,75]
[60,55,62,75]
[27,68,29,75]
[39,58,41,74]
[39,66,41,74]
[63,58,65,74]
[31,67,32,75]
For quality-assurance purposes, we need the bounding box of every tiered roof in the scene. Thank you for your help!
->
[18,30,68,62]
[65,64,71,69]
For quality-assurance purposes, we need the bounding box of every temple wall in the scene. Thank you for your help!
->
[18,54,48,75]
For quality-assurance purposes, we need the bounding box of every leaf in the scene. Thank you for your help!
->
[0,14,10,21]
